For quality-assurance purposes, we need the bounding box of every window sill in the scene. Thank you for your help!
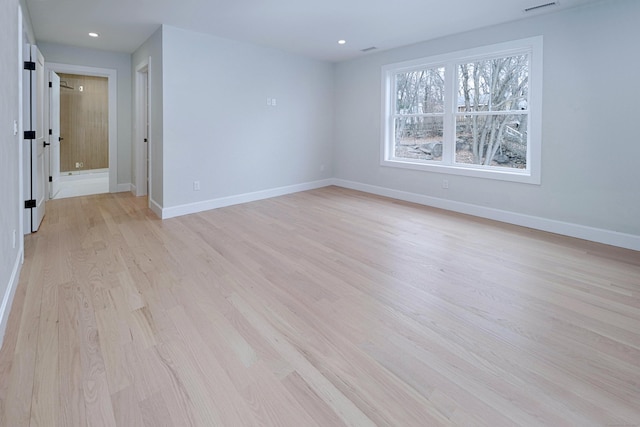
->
[381,158,540,185]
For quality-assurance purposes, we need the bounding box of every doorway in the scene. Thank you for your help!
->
[53,73,109,199]
[44,62,117,197]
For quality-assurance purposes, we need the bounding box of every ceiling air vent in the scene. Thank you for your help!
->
[524,1,558,12]
[361,46,377,53]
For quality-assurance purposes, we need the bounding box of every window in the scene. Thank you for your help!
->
[381,37,542,184]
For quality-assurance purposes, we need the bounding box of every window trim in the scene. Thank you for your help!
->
[381,36,543,184]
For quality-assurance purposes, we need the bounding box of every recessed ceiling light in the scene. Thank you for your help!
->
[337,40,346,45]
[88,32,99,38]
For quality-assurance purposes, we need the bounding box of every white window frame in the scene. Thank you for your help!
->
[381,36,543,184]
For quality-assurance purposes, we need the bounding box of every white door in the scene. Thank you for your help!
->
[49,71,61,198]
[23,44,46,233]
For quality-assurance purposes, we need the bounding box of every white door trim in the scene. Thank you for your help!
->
[18,5,24,254]
[48,71,61,199]
[43,62,118,194]
[31,45,46,231]
[134,57,152,205]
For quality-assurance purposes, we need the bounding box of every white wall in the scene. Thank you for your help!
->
[38,42,132,188]
[334,0,640,239]
[132,27,164,210]
[160,25,334,214]
[0,0,25,348]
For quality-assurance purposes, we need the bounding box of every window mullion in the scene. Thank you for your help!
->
[442,62,456,165]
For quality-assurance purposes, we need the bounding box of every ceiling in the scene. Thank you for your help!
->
[24,0,603,62]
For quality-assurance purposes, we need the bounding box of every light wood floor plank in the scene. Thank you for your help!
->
[111,386,144,427]
[0,187,639,426]
[58,282,87,427]
[3,234,47,427]
[76,281,117,427]
[138,390,175,427]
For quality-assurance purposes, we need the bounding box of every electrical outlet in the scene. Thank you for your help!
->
[76,162,80,168]
[442,179,449,189]
[193,181,200,191]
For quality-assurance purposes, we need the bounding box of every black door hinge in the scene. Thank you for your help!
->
[24,61,35,70]
[49,176,53,182]
[24,130,36,140]
[49,129,52,135]
[49,81,52,88]
[25,199,36,209]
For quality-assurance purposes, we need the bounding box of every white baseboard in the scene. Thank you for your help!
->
[0,249,23,350]
[116,183,132,193]
[149,197,163,218]
[161,179,334,219]
[59,169,108,182]
[332,178,640,251]
[139,175,639,251]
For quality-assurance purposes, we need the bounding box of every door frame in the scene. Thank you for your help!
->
[18,5,25,249]
[47,71,61,199]
[44,62,118,194]
[31,45,46,231]
[134,58,151,201]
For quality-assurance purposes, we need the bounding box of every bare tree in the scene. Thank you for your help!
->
[395,67,445,146]
[393,57,527,165]
[458,54,529,166]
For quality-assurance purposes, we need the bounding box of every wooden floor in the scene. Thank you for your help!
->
[1,187,639,426]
